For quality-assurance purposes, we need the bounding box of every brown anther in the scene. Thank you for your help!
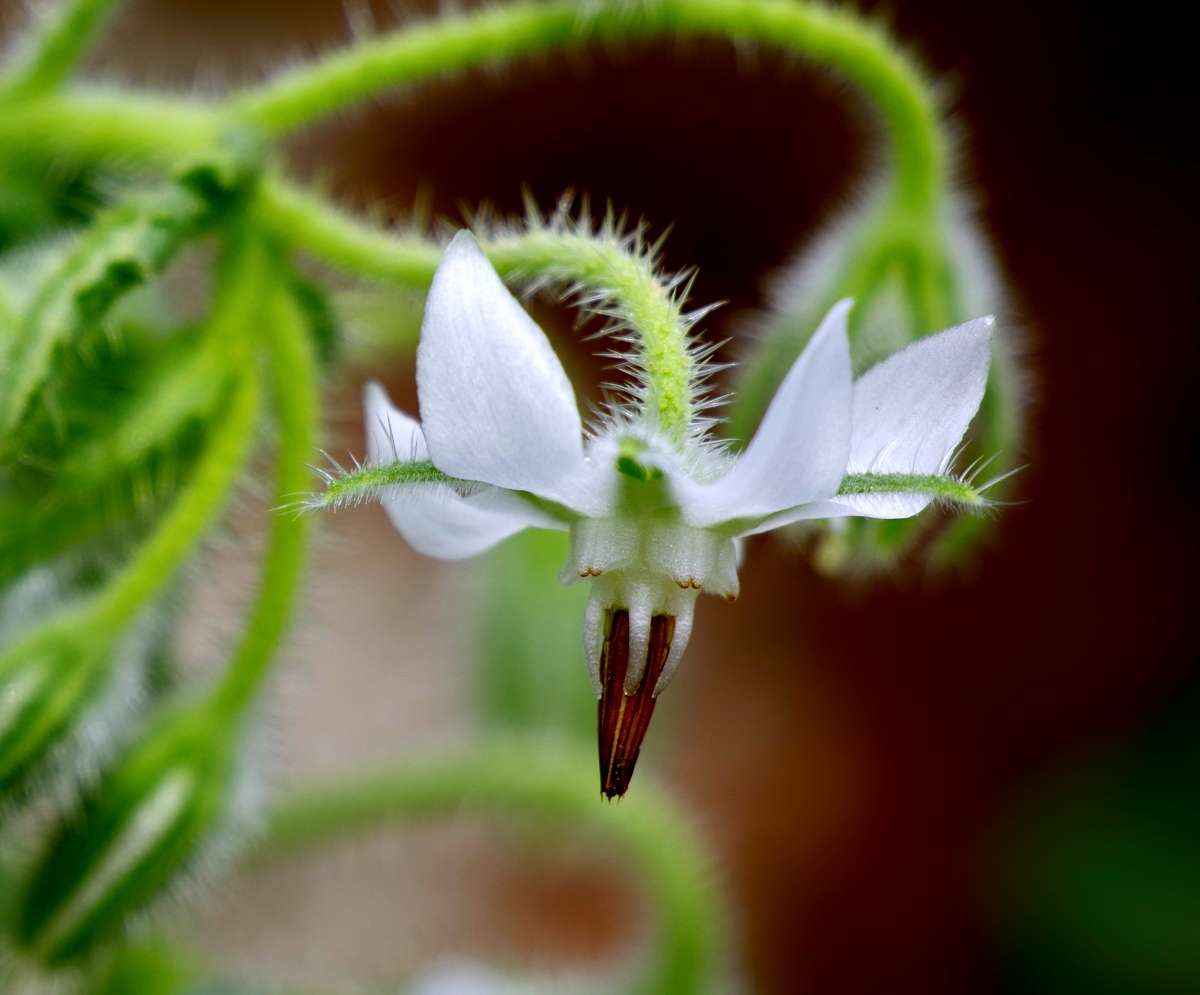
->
[675,577,692,589]
[579,567,603,578]
[690,579,703,589]
[724,592,738,602]
[597,610,675,799]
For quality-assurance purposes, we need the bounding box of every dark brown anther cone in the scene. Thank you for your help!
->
[598,609,675,799]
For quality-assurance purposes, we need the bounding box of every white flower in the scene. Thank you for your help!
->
[361,231,991,792]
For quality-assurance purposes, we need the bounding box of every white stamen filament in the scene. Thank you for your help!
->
[582,593,604,697]
[655,596,695,695]
[624,584,654,694]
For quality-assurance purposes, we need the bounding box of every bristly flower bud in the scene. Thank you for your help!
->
[598,609,675,798]
[0,622,113,798]
[14,700,236,965]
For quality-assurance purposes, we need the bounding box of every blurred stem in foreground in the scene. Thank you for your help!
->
[260,738,723,995]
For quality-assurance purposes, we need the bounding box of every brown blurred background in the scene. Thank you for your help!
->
[27,0,1198,991]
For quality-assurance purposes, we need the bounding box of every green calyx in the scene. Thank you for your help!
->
[302,458,466,513]
[616,436,666,483]
[837,471,991,509]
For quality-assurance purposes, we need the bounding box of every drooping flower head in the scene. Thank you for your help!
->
[351,231,993,796]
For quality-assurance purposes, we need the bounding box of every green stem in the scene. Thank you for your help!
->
[90,369,259,635]
[236,0,942,214]
[259,177,698,436]
[1,0,126,98]
[0,93,221,166]
[256,177,440,285]
[213,263,318,718]
[86,234,272,634]
[259,738,721,995]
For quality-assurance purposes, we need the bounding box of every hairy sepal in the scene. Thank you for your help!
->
[300,458,475,513]
[836,471,993,511]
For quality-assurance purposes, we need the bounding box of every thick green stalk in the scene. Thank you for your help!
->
[1,0,126,97]
[260,739,721,995]
[213,268,318,718]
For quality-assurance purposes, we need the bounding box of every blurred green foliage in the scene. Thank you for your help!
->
[987,682,1200,994]
[477,530,596,740]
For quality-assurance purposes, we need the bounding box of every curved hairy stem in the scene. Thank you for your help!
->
[1,0,126,98]
[213,257,319,718]
[89,369,258,636]
[237,0,942,215]
[0,93,221,165]
[259,739,722,995]
[259,177,700,436]
[87,234,271,634]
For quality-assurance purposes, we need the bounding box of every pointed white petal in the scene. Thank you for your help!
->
[363,382,553,560]
[732,500,838,537]
[824,492,937,518]
[378,489,532,560]
[737,316,994,530]
[848,316,993,475]
[681,300,853,528]
[416,231,586,496]
[736,495,928,535]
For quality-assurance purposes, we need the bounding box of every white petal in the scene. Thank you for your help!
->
[363,380,427,464]
[378,489,532,560]
[847,316,993,475]
[822,492,933,518]
[363,382,551,560]
[681,300,853,528]
[737,496,921,535]
[623,584,654,694]
[416,231,586,496]
[733,499,846,536]
[741,318,994,526]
